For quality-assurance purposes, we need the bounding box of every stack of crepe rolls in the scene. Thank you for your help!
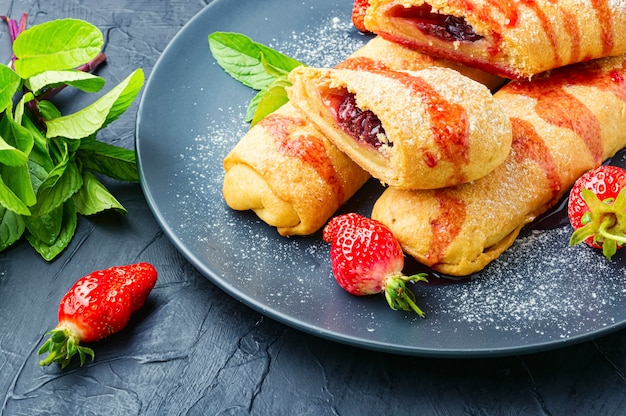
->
[287,65,512,189]
[371,55,626,276]
[364,0,626,79]
[222,36,504,236]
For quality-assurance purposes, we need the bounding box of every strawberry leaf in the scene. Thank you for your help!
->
[13,18,104,78]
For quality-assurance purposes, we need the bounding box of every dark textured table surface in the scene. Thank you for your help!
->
[2,1,626,415]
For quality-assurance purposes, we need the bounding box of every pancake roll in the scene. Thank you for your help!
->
[287,65,512,189]
[371,54,626,275]
[364,0,626,79]
[222,36,504,235]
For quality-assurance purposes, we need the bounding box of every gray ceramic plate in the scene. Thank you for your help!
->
[135,0,626,357]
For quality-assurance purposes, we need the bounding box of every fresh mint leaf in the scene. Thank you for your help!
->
[44,69,144,140]
[0,103,34,157]
[1,164,37,208]
[1,15,142,260]
[0,174,31,215]
[250,77,291,127]
[78,140,138,182]
[0,206,25,251]
[0,136,28,167]
[32,160,82,217]
[209,32,304,90]
[0,64,21,114]
[24,204,63,245]
[26,199,77,261]
[72,171,126,216]
[13,19,104,78]
[25,70,106,95]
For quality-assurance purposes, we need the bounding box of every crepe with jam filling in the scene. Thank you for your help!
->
[222,37,503,236]
[372,54,626,276]
[364,0,626,79]
[287,65,512,190]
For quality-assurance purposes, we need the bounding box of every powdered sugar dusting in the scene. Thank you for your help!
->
[421,226,626,341]
[142,3,626,355]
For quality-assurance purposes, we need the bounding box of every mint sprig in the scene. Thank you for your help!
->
[0,14,144,260]
[208,32,305,126]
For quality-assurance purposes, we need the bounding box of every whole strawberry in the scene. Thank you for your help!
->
[352,0,371,33]
[38,262,158,368]
[323,213,428,316]
[568,165,626,259]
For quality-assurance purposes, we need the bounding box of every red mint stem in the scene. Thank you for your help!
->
[2,13,28,67]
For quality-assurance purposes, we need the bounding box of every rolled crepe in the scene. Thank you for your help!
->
[371,54,626,275]
[364,0,626,79]
[223,36,503,235]
[287,65,512,189]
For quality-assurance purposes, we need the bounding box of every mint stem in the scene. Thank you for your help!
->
[1,13,28,68]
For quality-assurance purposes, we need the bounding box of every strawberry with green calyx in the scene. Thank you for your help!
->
[323,213,428,316]
[38,262,158,368]
[568,165,626,260]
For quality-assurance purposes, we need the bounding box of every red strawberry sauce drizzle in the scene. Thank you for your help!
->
[336,57,393,72]
[507,60,626,166]
[259,113,345,204]
[386,70,471,170]
[383,0,614,74]
[321,68,471,173]
[510,117,561,205]
[426,191,466,265]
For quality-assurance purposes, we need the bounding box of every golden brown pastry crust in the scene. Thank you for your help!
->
[338,35,505,90]
[287,65,512,189]
[223,36,504,235]
[372,55,626,276]
[365,0,626,79]
[223,104,370,236]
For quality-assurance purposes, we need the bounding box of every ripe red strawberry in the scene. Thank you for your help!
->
[568,165,626,259]
[323,213,428,316]
[352,0,371,33]
[38,262,158,368]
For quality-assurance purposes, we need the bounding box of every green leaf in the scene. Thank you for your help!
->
[26,199,77,261]
[0,206,25,251]
[1,164,37,207]
[37,100,63,120]
[24,204,63,245]
[0,103,34,160]
[0,135,28,167]
[249,77,291,127]
[32,160,82,217]
[0,174,31,215]
[25,70,106,95]
[44,69,144,140]
[0,64,21,114]
[73,171,126,215]
[13,19,104,78]
[78,140,138,182]
[208,32,304,90]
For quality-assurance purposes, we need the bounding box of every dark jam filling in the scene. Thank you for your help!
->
[391,4,483,42]
[337,93,389,149]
